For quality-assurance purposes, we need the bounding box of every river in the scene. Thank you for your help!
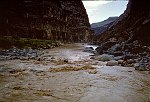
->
[0,43,149,102]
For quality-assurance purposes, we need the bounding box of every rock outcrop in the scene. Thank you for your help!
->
[96,0,150,45]
[0,0,92,42]
[95,0,150,71]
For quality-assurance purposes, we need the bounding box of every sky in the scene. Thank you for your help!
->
[82,0,128,24]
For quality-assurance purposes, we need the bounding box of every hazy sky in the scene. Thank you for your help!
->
[82,1,128,24]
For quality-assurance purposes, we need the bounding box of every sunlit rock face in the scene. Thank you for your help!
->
[0,0,92,42]
[96,0,150,46]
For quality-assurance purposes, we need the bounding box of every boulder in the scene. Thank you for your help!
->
[125,64,134,67]
[64,59,69,63]
[134,63,147,71]
[118,60,124,64]
[83,47,94,53]
[110,44,122,51]
[114,56,124,60]
[106,60,118,66]
[92,54,114,61]
[107,44,122,54]
[112,51,124,57]
[96,41,117,54]
[123,53,134,61]
[127,59,136,64]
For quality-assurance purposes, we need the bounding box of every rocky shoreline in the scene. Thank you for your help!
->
[0,44,62,61]
[0,47,41,61]
[1,42,150,72]
[84,42,150,72]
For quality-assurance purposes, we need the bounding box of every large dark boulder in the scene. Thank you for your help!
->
[96,41,116,54]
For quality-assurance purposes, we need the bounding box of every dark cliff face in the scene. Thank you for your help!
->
[0,0,91,42]
[95,0,150,71]
[96,0,150,46]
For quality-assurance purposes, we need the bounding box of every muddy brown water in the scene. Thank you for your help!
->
[0,43,149,102]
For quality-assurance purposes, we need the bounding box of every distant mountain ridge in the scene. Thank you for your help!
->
[91,17,118,35]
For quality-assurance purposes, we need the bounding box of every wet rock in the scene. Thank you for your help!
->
[13,86,23,90]
[118,60,124,64]
[51,57,55,59]
[20,57,29,60]
[112,51,124,57]
[124,64,134,67]
[140,56,150,63]
[120,61,127,67]
[123,53,134,61]
[88,70,97,74]
[133,45,150,55]
[127,59,136,64]
[37,57,41,61]
[114,56,124,61]
[134,63,147,71]
[110,44,122,51]
[64,59,69,63]
[0,48,39,61]
[145,61,150,71]
[8,56,20,60]
[29,69,44,73]
[96,41,117,54]
[91,54,114,61]
[83,47,94,53]
[139,52,148,56]
[9,69,25,74]
[107,44,122,54]
[106,60,118,66]
[90,56,95,59]
[0,67,13,73]
[0,56,9,61]
[29,56,36,60]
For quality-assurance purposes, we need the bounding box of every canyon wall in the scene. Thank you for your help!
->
[96,0,150,46]
[0,0,92,42]
[95,0,150,71]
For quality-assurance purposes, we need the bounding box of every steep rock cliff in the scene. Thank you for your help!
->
[95,0,150,71]
[0,0,91,42]
[96,0,150,46]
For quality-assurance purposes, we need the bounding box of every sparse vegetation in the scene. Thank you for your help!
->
[0,36,61,49]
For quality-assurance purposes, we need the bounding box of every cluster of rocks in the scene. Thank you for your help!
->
[0,47,40,61]
[93,40,150,71]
